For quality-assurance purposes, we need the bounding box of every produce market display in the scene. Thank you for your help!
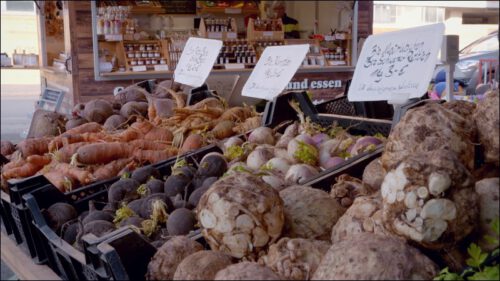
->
[1,89,499,281]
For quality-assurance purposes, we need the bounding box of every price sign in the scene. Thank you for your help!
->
[242,44,309,100]
[132,65,147,72]
[154,64,169,71]
[348,23,445,102]
[174,37,223,87]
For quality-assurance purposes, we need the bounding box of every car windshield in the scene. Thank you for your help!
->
[460,34,499,55]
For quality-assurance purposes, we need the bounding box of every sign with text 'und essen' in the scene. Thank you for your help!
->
[348,23,445,102]
[174,37,223,87]
[242,44,310,100]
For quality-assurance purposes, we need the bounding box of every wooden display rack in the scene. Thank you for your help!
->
[246,18,284,41]
[199,17,238,40]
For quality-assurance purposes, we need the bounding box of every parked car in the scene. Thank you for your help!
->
[433,31,499,95]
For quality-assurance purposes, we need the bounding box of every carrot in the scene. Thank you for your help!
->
[76,142,131,165]
[50,131,110,151]
[51,163,94,184]
[26,154,52,166]
[17,138,51,157]
[49,122,103,151]
[2,162,43,180]
[43,170,73,192]
[93,158,133,181]
[2,158,26,171]
[129,140,171,150]
[54,142,93,163]
[111,127,141,142]
[133,148,178,164]
[130,120,154,135]
[144,127,173,142]
[219,106,254,122]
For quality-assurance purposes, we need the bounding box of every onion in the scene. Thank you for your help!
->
[350,136,383,156]
[312,133,330,146]
[264,158,292,175]
[285,164,319,184]
[322,157,345,169]
[246,148,274,171]
[248,127,275,145]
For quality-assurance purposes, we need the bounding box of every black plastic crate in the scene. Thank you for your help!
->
[82,145,222,280]
[186,83,218,106]
[0,191,21,242]
[24,180,114,281]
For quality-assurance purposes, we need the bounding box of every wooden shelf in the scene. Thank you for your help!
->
[1,232,61,280]
[100,70,173,77]
[198,6,260,15]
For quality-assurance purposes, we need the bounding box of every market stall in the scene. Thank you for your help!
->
[1,1,499,281]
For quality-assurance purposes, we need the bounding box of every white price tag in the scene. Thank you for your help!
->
[224,63,245,70]
[348,23,445,102]
[154,64,169,71]
[174,37,223,87]
[263,31,274,37]
[242,44,309,101]
[225,8,242,14]
[207,32,223,39]
[132,65,147,72]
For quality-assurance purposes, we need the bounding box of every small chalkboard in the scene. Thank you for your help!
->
[160,0,196,14]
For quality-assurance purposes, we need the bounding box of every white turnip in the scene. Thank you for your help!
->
[248,127,275,145]
[473,90,499,165]
[284,164,319,184]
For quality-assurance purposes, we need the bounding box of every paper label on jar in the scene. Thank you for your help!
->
[242,44,309,101]
[132,65,147,72]
[208,32,223,39]
[226,32,237,39]
[263,31,274,37]
[154,64,169,71]
[348,23,444,102]
[174,38,223,87]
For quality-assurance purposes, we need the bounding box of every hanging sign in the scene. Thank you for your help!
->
[348,23,445,102]
[174,37,223,87]
[242,44,309,100]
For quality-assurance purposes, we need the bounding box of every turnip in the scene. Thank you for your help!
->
[275,122,299,148]
[285,164,319,184]
[173,251,233,280]
[295,134,315,146]
[146,236,204,280]
[318,139,342,168]
[261,173,287,191]
[287,139,318,165]
[349,136,382,156]
[222,136,244,153]
[323,156,344,170]
[311,133,330,146]
[214,262,281,280]
[381,150,478,249]
[262,157,291,175]
[246,147,274,171]
[260,237,330,280]
[197,173,284,260]
[248,127,275,145]
[312,233,438,280]
[280,185,344,240]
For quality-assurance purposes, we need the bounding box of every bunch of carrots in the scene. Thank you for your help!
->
[1,92,262,193]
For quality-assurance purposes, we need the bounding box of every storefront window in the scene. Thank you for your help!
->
[422,7,444,23]
[1,0,35,13]
[374,4,396,24]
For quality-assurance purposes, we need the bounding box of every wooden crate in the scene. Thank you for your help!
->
[199,17,238,40]
[246,18,284,41]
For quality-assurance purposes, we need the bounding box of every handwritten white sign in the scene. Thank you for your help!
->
[242,44,309,100]
[174,37,223,87]
[348,23,445,102]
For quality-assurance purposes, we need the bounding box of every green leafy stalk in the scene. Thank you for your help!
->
[137,184,150,197]
[294,141,318,165]
[114,204,136,226]
[224,145,244,161]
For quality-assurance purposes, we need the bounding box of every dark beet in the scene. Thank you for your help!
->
[83,220,116,237]
[164,175,190,196]
[79,210,89,221]
[173,165,196,179]
[166,208,196,236]
[188,186,210,208]
[82,201,114,224]
[191,176,206,189]
[146,179,164,194]
[103,202,117,214]
[108,178,140,203]
[127,199,145,215]
[140,193,173,219]
[197,153,227,178]
[201,177,218,189]
[131,166,161,183]
[119,216,144,228]
[44,203,78,232]
[62,222,79,245]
